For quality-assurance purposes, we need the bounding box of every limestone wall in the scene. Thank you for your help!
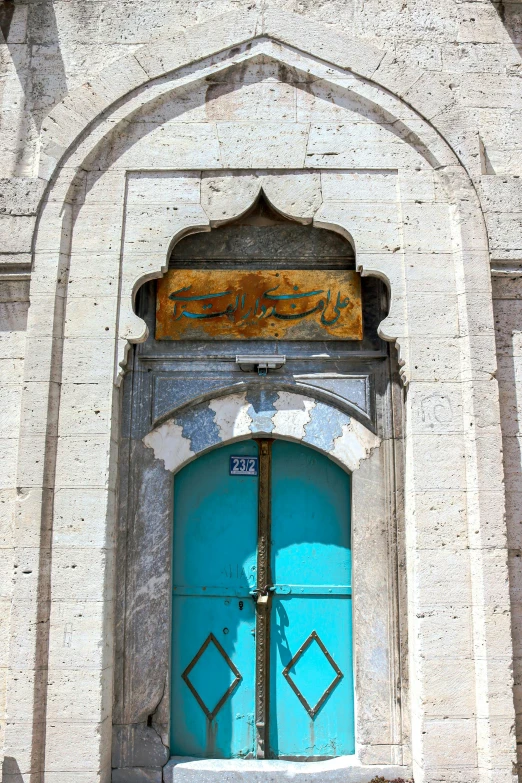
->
[0,278,27,769]
[494,275,522,777]
[0,2,521,782]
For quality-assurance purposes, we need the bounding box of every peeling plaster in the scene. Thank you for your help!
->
[142,420,194,473]
[272,392,315,440]
[142,391,380,475]
[245,387,279,434]
[331,418,381,472]
[208,393,253,441]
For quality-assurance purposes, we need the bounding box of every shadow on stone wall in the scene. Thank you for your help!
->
[2,756,24,782]
[26,0,68,128]
[0,0,68,174]
[492,1,522,52]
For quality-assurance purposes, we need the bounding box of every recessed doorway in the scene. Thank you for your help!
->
[170,439,354,760]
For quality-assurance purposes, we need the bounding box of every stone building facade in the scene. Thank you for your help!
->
[1,1,522,781]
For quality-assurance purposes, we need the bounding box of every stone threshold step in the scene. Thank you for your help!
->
[163,757,411,783]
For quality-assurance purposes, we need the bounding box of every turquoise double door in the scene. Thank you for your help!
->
[170,439,354,760]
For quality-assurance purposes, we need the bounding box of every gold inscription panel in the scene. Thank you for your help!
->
[156,269,363,341]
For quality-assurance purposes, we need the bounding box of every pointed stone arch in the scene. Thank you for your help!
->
[37,8,471,190]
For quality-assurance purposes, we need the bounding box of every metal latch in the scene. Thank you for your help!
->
[249,584,292,601]
[236,355,286,376]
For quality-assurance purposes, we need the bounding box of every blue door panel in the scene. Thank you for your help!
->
[172,440,259,593]
[171,441,258,758]
[171,596,256,758]
[270,441,354,758]
[270,595,354,758]
[271,441,352,589]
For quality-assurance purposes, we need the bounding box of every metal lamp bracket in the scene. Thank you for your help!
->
[236,355,286,376]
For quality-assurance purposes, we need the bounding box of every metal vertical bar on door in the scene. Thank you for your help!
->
[254,438,272,759]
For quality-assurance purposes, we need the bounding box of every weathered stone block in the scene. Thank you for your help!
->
[402,203,453,253]
[112,724,169,769]
[0,215,35,255]
[415,601,473,661]
[53,487,116,549]
[421,718,478,768]
[321,170,398,203]
[310,123,424,169]
[112,768,162,783]
[64,296,119,340]
[315,201,400,252]
[45,718,111,772]
[217,122,309,169]
[54,436,115,490]
[114,122,221,171]
[486,212,522,258]
[48,600,112,671]
[126,172,200,206]
[411,547,472,605]
[410,433,467,491]
[49,547,115,603]
[0,178,45,216]
[420,658,476,717]
[61,338,117,384]
[47,667,112,723]
[264,9,384,77]
[480,176,522,214]
[71,204,126,254]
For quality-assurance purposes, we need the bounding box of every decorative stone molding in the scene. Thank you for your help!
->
[143,390,381,475]
[117,169,412,382]
[34,30,477,391]
[201,172,322,226]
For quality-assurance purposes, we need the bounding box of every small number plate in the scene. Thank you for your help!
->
[229,456,259,476]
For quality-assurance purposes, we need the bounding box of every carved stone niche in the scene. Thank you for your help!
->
[112,200,407,782]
